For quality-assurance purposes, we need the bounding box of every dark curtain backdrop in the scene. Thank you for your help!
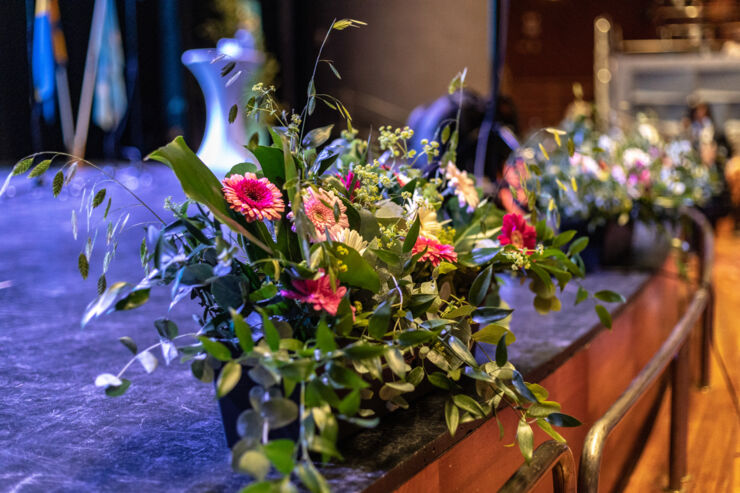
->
[1,0,659,162]
[0,0,222,162]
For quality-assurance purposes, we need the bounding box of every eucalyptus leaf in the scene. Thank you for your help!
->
[115,289,150,311]
[236,449,271,481]
[302,124,334,148]
[217,361,242,398]
[154,318,178,339]
[82,281,130,327]
[136,350,159,374]
[546,412,582,427]
[118,336,137,354]
[367,297,393,339]
[445,399,460,436]
[403,215,421,253]
[516,418,534,463]
[297,460,330,493]
[197,336,232,361]
[261,398,299,429]
[211,275,245,310]
[447,335,477,367]
[315,318,337,353]
[472,306,514,325]
[468,264,493,306]
[263,439,296,475]
[575,286,589,305]
[594,290,625,303]
[95,373,122,388]
[104,378,131,397]
[595,304,612,329]
[236,409,264,441]
[452,394,485,418]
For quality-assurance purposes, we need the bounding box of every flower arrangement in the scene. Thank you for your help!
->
[518,116,722,233]
[2,20,624,492]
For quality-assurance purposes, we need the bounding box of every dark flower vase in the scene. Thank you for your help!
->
[560,219,634,272]
[216,370,300,448]
[216,353,433,448]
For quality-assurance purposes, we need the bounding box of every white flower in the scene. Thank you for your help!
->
[638,123,661,145]
[417,206,443,240]
[444,161,480,211]
[332,227,368,255]
[570,152,599,176]
[611,165,627,185]
[622,148,651,170]
[598,135,614,154]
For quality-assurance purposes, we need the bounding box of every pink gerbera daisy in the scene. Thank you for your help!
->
[498,213,536,251]
[280,270,347,316]
[412,236,458,267]
[302,188,349,242]
[222,173,284,222]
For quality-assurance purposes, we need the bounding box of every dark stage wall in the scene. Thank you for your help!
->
[0,0,660,163]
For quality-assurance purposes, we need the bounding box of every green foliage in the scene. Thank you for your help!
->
[9,20,620,492]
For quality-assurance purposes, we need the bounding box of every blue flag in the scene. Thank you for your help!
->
[93,0,127,132]
[32,0,56,123]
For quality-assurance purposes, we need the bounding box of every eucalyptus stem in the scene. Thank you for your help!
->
[116,332,199,378]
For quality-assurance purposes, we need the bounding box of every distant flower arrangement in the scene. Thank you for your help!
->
[515,116,722,233]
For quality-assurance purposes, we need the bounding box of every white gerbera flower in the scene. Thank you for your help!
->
[332,227,368,255]
[445,161,480,212]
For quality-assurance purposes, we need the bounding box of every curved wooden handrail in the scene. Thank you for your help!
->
[498,440,576,493]
[578,208,714,493]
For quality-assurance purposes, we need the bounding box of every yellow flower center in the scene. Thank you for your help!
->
[511,230,524,249]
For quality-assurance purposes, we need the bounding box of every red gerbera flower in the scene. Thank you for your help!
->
[412,236,458,267]
[279,270,347,316]
[498,213,536,251]
[222,172,284,222]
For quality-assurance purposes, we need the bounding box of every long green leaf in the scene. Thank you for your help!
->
[147,137,272,253]
[403,215,421,253]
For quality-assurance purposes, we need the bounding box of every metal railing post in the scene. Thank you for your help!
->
[499,440,576,493]
[700,284,714,389]
[669,340,690,491]
[578,208,712,493]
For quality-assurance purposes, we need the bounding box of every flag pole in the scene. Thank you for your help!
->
[72,0,107,158]
[55,65,74,152]
[50,0,75,153]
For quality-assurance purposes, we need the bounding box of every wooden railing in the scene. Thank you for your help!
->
[499,208,714,493]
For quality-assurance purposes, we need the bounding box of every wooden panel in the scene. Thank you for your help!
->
[396,259,690,492]
[625,218,740,492]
